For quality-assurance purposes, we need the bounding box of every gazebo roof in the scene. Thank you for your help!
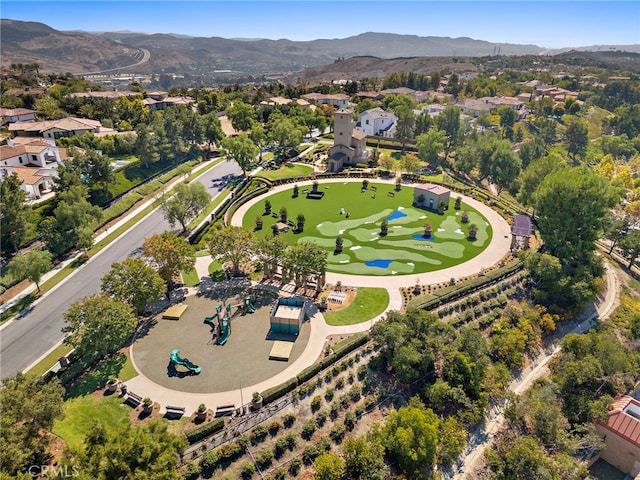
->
[511,214,532,237]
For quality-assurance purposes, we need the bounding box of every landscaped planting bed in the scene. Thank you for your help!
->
[179,344,394,479]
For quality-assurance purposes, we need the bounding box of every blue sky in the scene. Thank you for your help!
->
[2,1,639,48]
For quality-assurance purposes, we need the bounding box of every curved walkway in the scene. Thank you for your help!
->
[125,178,510,414]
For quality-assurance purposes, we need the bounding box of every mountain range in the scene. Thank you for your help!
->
[1,19,639,79]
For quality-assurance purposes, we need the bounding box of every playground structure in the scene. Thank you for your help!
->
[244,295,256,313]
[169,349,201,374]
[269,297,305,335]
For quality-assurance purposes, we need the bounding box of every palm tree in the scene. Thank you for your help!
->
[280,207,288,223]
[335,236,344,253]
[255,216,263,230]
[264,199,272,215]
[461,211,469,223]
[296,213,305,232]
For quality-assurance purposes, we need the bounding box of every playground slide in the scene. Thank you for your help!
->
[203,315,216,326]
[244,296,256,314]
[218,317,230,345]
[170,349,201,374]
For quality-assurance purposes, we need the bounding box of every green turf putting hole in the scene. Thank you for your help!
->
[242,181,493,276]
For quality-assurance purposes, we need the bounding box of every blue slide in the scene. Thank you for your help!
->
[170,349,201,374]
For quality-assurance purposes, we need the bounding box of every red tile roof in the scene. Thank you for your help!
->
[601,395,640,449]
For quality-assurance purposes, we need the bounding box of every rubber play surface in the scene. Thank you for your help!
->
[242,181,492,276]
[131,287,311,393]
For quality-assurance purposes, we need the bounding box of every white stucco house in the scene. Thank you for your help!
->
[355,107,396,137]
[0,107,37,126]
[0,138,67,200]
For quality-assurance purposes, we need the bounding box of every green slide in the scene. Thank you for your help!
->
[244,295,256,313]
[170,349,201,374]
[218,317,230,345]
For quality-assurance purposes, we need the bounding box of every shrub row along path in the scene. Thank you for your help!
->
[449,259,620,480]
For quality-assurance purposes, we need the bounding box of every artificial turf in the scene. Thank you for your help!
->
[242,181,492,276]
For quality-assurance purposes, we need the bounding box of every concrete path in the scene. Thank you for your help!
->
[124,178,508,415]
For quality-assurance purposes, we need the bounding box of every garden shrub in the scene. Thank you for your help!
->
[184,461,201,479]
[348,384,362,402]
[285,432,297,450]
[283,413,297,428]
[255,450,274,469]
[250,424,268,445]
[345,411,356,431]
[199,450,219,471]
[311,395,322,412]
[289,458,302,476]
[302,419,316,440]
[330,424,346,443]
[184,418,225,444]
[316,410,328,427]
[302,445,320,465]
[324,387,335,401]
[317,436,332,453]
[241,462,255,479]
[267,420,283,436]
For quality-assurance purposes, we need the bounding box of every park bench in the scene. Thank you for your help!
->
[125,392,143,407]
[165,405,186,417]
[215,404,236,417]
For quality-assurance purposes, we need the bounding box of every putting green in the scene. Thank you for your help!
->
[242,181,492,276]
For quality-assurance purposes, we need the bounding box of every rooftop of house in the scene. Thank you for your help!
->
[359,107,394,119]
[601,395,640,449]
[511,214,533,237]
[415,183,450,196]
[0,107,36,116]
[8,117,102,133]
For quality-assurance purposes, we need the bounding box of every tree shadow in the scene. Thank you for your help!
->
[64,354,127,400]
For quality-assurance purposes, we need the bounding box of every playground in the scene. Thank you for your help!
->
[241,181,492,275]
[130,284,311,394]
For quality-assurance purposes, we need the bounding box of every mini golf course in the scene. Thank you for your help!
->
[242,181,492,276]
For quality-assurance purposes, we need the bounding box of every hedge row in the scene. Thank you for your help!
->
[223,185,269,224]
[185,417,226,444]
[407,259,523,310]
[262,333,370,405]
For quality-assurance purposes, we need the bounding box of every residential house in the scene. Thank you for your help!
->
[0,138,68,200]
[355,107,396,137]
[416,103,447,118]
[354,91,384,102]
[0,107,36,126]
[595,395,640,478]
[301,93,351,109]
[8,117,109,140]
[510,214,532,251]
[327,109,369,172]
[456,98,494,118]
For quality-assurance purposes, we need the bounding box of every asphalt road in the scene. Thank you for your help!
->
[0,161,242,378]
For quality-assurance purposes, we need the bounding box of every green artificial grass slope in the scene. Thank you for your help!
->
[242,181,492,276]
[324,287,389,326]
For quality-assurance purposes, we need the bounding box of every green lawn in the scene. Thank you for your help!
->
[53,394,131,452]
[242,181,492,276]
[324,287,389,326]
[181,268,200,287]
[259,163,313,180]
